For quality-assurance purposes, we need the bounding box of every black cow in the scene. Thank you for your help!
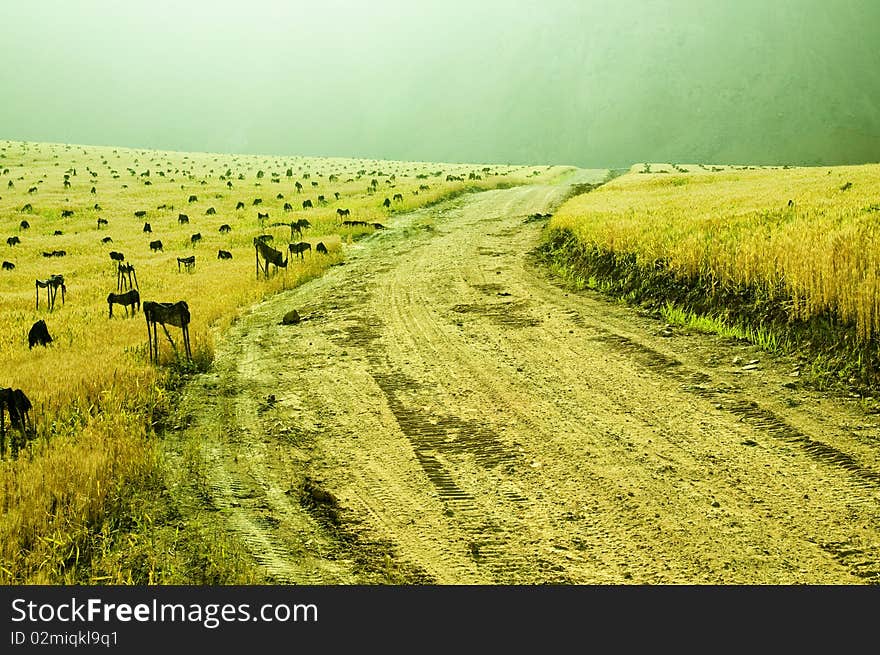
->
[393,193,403,202]
[2,261,14,270]
[289,241,311,259]
[101,236,113,244]
[236,201,245,210]
[28,320,53,349]
[383,197,391,208]
[336,208,350,219]
[217,249,233,260]
[7,236,20,247]
[219,224,232,233]
[97,217,109,228]
[149,240,164,252]
[178,214,189,224]
[253,198,262,205]
[143,222,152,233]
[177,255,196,272]
[302,199,313,209]
[61,209,74,218]
[134,210,147,218]
[316,242,328,255]
[190,233,202,245]
[283,202,293,212]
[53,230,63,236]
[205,207,216,215]
[257,212,269,223]
[109,251,125,263]
[188,194,198,202]
[19,220,29,230]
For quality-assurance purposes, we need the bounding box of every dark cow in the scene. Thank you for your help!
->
[382,197,391,208]
[61,209,74,218]
[143,222,152,233]
[254,238,287,278]
[289,241,311,259]
[101,236,113,244]
[143,300,192,363]
[283,202,293,212]
[28,319,53,349]
[177,255,196,273]
[149,240,164,252]
[236,201,245,210]
[302,199,313,209]
[134,210,147,218]
[0,387,33,458]
[109,251,125,263]
[219,224,232,233]
[178,213,189,224]
[372,223,386,230]
[2,261,14,270]
[253,198,263,206]
[97,217,109,228]
[53,230,63,236]
[205,207,216,215]
[188,194,198,202]
[190,233,202,245]
[393,193,403,202]
[316,242,328,255]
[336,208,350,219]
[217,249,233,260]
[107,289,140,318]
[19,220,30,230]
[255,234,273,243]
[7,236,20,247]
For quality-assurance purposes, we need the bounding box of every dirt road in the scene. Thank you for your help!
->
[172,171,880,584]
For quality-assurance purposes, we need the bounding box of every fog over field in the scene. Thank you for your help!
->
[1,0,878,167]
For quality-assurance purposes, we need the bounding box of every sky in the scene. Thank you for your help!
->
[1,0,879,168]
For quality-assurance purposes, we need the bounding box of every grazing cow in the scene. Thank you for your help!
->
[51,250,66,257]
[178,213,189,224]
[217,249,233,260]
[143,222,152,233]
[149,239,164,252]
[35,275,65,311]
[21,203,33,212]
[302,199,313,209]
[134,210,147,218]
[188,195,198,202]
[109,251,125,263]
[2,261,14,270]
[7,236,21,247]
[372,223,386,230]
[393,193,403,202]
[316,242,328,255]
[97,217,109,228]
[236,201,245,210]
[116,263,138,293]
[61,209,74,218]
[28,186,37,194]
[254,237,287,279]
[257,212,269,224]
[283,202,293,212]
[317,194,326,203]
[143,300,192,363]
[102,236,113,244]
[190,232,202,246]
[383,197,391,208]
[177,255,196,273]
[219,224,232,233]
[205,207,216,215]
[0,388,33,458]
[19,220,30,230]
[253,198,263,205]
[28,319,53,348]
[289,241,311,259]
[108,289,140,318]
[53,230,63,236]
[255,234,273,243]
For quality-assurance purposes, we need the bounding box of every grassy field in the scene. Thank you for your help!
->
[541,161,880,390]
[0,139,567,583]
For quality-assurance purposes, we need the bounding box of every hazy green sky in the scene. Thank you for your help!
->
[1,0,879,167]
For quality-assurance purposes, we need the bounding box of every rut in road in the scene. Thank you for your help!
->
[173,171,880,584]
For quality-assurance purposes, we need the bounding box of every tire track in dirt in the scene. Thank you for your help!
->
[173,171,880,584]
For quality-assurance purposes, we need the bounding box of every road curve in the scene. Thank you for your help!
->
[173,171,880,584]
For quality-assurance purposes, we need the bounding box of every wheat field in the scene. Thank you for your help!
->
[550,162,880,342]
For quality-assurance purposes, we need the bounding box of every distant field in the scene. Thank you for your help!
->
[0,139,567,582]
[543,161,880,386]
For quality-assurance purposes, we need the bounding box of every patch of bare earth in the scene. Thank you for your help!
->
[168,172,880,584]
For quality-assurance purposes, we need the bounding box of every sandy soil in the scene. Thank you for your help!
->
[168,171,880,584]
